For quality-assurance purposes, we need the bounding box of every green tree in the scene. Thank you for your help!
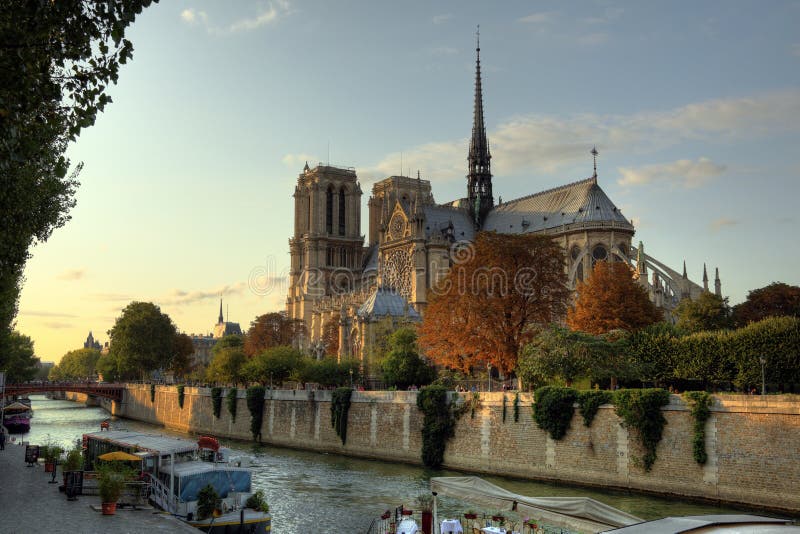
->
[108,301,177,380]
[2,331,39,382]
[95,353,122,382]
[381,328,435,389]
[0,1,157,366]
[674,292,730,333]
[49,348,100,381]
[242,346,305,386]
[673,330,735,386]
[170,333,195,379]
[299,358,362,388]
[518,326,612,388]
[622,322,682,386]
[206,335,246,385]
[732,282,800,327]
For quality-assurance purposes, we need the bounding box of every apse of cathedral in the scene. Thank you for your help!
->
[286,36,721,372]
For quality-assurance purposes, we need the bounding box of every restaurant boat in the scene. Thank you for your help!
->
[83,430,271,533]
[3,401,32,433]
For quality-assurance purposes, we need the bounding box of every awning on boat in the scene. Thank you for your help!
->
[430,476,643,533]
[3,402,31,413]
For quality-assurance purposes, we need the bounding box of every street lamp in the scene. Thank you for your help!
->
[759,356,767,396]
[349,368,354,388]
[487,363,492,392]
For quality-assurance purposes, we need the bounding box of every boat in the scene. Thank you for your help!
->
[3,401,32,433]
[83,430,271,533]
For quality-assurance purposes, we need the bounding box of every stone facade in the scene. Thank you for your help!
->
[117,385,800,513]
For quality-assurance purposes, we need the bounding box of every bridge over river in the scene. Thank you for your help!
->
[2,382,124,402]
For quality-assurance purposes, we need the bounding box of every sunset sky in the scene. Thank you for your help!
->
[17,1,800,363]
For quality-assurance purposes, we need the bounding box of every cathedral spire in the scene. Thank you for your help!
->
[591,146,599,183]
[467,25,493,228]
[715,267,722,297]
[703,263,709,292]
[218,298,224,324]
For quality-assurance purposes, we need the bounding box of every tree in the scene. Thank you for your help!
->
[0,1,157,366]
[206,335,246,385]
[732,282,800,327]
[244,312,306,357]
[674,292,730,333]
[622,322,682,386]
[242,346,305,386]
[299,358,362,388]
[2,331,39,382]
[170,333,195,379]
[107,301,177,380]
[381,328,436,389]
[49,348,100,381]
[567,261,662,335]
[321,320,339,357]
[419,231,570,375]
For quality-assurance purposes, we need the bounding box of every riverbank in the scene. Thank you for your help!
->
[0,439,197,534]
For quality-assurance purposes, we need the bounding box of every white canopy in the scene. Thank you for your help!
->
[430,476,643,533]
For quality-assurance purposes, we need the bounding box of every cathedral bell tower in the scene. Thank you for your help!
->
[467,27,493,228]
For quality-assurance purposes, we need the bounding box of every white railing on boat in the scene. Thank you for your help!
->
[146,473,179,514]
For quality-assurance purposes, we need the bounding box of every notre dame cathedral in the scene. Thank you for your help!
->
[286,40,721,373]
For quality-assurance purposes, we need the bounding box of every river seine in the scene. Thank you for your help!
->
[22,395,751,532]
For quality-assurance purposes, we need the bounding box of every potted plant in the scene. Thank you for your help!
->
[63,446,83,472]
[197,484,219,520]
[491,512,506,523]
[464,510,478,520]
[244,489,269,513]
[42,443,63,473]
[97,465,127,515]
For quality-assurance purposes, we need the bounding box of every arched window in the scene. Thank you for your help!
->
[591,244,607,268]
[338,187,346,236]
[325,186,334,234]
[570,245,581,260]
[576,261,584,283]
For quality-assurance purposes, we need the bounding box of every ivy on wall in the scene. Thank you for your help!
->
[614,388,671,471]
[150,383,155,403]
[468,392,481,419]
[226,387,238,422]
[577,390,613,427]
[211,387,223,419]
[177,385,185,409]
[246,386,266,442]
[533,386,578,440]
[513,392,520,423]
[502,395,507,423]
[330,387,353,445]
[684,391,713,464]
[417,385,459,469]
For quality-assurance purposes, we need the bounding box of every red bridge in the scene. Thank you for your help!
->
[3,383,124,402]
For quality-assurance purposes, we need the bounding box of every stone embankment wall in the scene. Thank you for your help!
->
[117,385,800,514]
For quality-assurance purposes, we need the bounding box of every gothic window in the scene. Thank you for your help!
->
[338,187,346,236]
[326,186,334,234]
[570,245,581,260]
[326,246,334,266]
[388,212,406,241]
[339,248,347,267]
[383,247,413,299]
[591,244,607,268]
[576,261,584,283]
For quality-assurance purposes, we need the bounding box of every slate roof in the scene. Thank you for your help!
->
[423,205,475,241]
[357,287,421,320]
[482,177,633,234]
[362,244,379,273]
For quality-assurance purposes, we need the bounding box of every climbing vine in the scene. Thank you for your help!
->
[177,385,185,409]
[684,391,713,465]
[468,391,481,419]
[577,390,614,427]
[226,387,238,422]
[614,388,671,471]
[211,387,223,419]
[330,387,353,445]
[513,392,520,423]
[150,383,155,403]
[417,385,459,469]
[246,386,266,442]
[533,386,578,440]
[502,395,507,423]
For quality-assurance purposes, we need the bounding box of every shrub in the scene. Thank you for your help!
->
[177,384,185,409]
[197,483,219,519]
[211,387,223,419]
[246,386,266,441]
[577,390,613,427]
[533,386,578,440]
[614,388,670,471]
[226,387,238,422]
[150,383,155,403]
[245,489,269,513]
[330,387,352,445]
[417,385,459,469]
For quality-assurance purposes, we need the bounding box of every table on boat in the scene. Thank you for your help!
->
[397,518,418,534]
[481,528,506,534]
[441,518,463,533]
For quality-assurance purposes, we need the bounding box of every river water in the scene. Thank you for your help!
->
[21,395,761,532]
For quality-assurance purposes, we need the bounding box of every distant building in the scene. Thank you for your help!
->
[213,299,242,339]
[83,331,102,350]
[189,300,243,369]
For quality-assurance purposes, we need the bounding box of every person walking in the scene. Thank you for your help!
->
[0,428,6,450]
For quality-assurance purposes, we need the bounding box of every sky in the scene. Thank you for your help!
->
[16,0,800,364]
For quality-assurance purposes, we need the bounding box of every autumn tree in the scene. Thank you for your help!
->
[567,261,661,334]
[732,282,800,327]
[419,231,570,375]
[244,312,306,357]
[674,292,730,333]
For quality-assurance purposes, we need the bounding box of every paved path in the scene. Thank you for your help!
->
[0,441,197,533]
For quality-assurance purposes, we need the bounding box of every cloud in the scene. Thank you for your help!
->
[582,7,624,25]
[432,13,453,25]
[20,310,77,318]
[180,8,208,25]
[518,12,558,24]
[181,2,291,34]
[617,157,726,188]
[710,217,740,231]
[362,90,800,182]
[578,32,609,46]
[43,322,73,330]
[158,282,249,306]
[56,268,86,281]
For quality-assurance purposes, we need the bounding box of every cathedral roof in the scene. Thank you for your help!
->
[423,205,475,241]
[482,177,633,234]
[213,321,242,339]
[357,287,421,320]
[362,244,379,273]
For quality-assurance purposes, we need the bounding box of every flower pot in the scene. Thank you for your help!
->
[492,515,505,522]
[464,513,477,519]
[101,502,117,515]
[44,462,55,473]
[401,509,413,516]
[380,512,391,520]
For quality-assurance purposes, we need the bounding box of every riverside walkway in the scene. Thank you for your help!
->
[0,441,197,533]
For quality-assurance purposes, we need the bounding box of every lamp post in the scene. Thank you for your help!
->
[349,368,354,389]
[487,363,492,392]
[759,356,767,396]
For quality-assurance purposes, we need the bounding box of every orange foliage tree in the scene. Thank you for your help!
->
[567,261,661,334]
[419,231,570,375]
[244,312,306,357]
